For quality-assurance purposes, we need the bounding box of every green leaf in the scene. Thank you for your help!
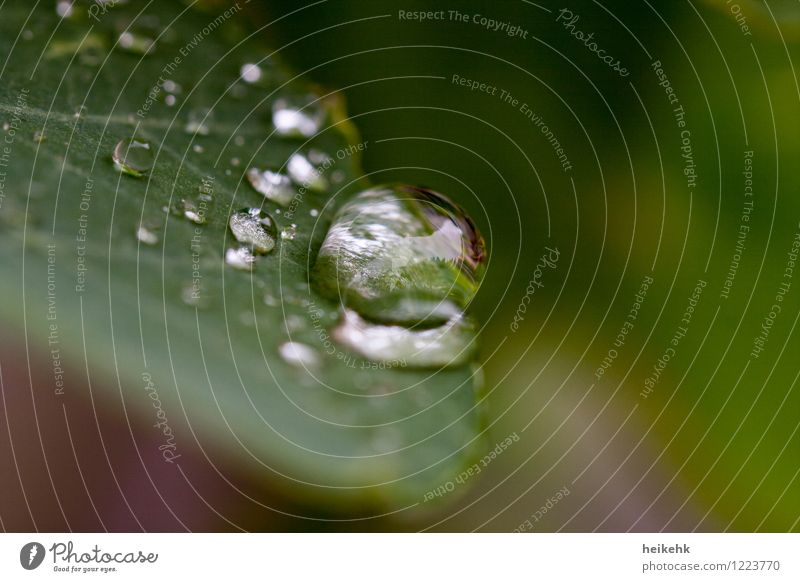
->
[0,2,484,510]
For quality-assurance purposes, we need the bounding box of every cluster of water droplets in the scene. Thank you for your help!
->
[95,15,486,370]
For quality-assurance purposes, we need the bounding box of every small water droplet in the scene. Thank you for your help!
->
[185,108,212,136]
[165,94,176,107]
[181,198,208,224]
[287,153,328,192]
[193,144,205,154]
[33,131,46,143]
[246,167,295,206]
[56,1,73,18]
[118,30,156,55]
[73,105,87,119]
[263,292,278,307]
[112,138,154,177]
[279,342,320,369]
[240,63,262,84]
[2,122,9,131]
[229,207,277,254]
[230,157,240,167]
[136,225,159,245]
[234,135,245,147]
[162,79,179,93]
[225,246,257,270]
[281,224,297,240]
[22,30,33,41]
[332,170,345,184]
[309,208,319,218]
[272,94,324,138]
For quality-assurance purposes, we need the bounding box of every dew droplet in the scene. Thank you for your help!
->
[309,208,319,218]
[281,224,297,240]
[279,342,320,369]
[33,131,46,143]
[181,198,208,224]
[112,138,154,177]
[287,152,328,192]
[162,79,179,93]
[118,30,156,55]
[192,144,204,153]
[272,94,324,138]
[22,30,33,41]
[225,246,257,271]
[136,225,159,245]
[240,63,262,84]
[165,94,176,107]
[234,135,245,147]
[230,157,240,167]
[185,108,212,136]
[2,122,9,131]
[246,167,295,206]
[56,1,73,18]
[229,208,277,254]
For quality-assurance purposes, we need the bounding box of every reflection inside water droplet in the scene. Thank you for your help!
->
[112,138,153,177]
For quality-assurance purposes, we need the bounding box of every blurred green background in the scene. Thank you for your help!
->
[253,0,800,531]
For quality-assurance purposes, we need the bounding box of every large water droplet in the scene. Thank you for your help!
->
[272,94,324,138]
[229,208,277,254]
[112,138,153,177]
[246,167,295,206]
[312,184,486,368]
[313,184,486,328]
